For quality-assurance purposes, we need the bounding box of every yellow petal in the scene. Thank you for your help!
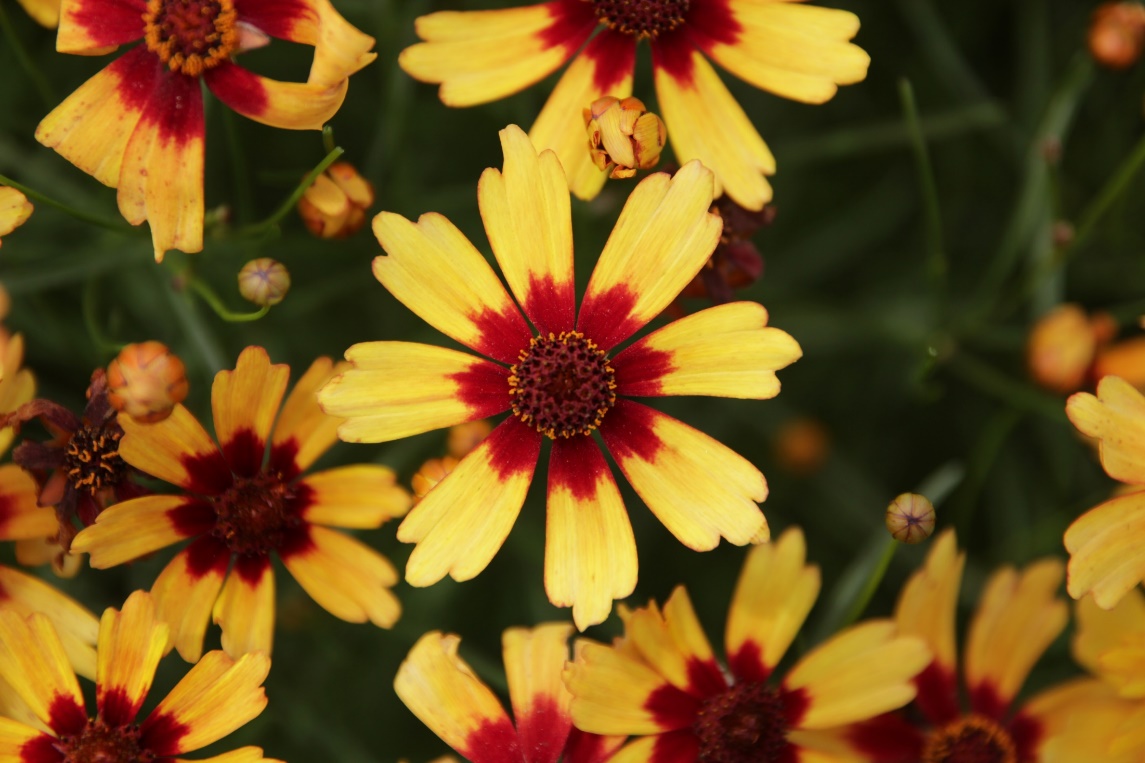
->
[503,623,575,755]
[212,346,289,478]
[213,561,275,659]
[0,609,85,732]
[0,188,33,246]
[171,747,280,763]
[0,565,98,680]
[298,465,411,528]
[1024,679,1141,763]
[1065,491,1145,608]
[0,464,56,541]
[894,528,963,673]
[1074,588,1145,695]
[239,0,375,85]
[15,0,59,27]
[151,540,231,664]
[204,64,352,130]
[269,357,346,473]
[119,404,230,494]
[71,496,202,568]
[623,587,725,698]
[565,639,689,736]
[0,717,51,759]
[1067,376,1145,485]
[96,591,168,726]
[56,0,140,52]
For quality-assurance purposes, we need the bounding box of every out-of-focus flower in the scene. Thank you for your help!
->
[0,187,33,248]
[885,492,936,544]
[771,416,829,476]
[400,0,868,208]
[1026,304,1121,394]
[1088,2,1145,69]
[238,258,291,307]
[1073,590,1145,756]
[844,529,1079,762]
[319,125,802,630]
[584,96,666,179]
[35,0,377,260]
[565,527,931,761]
[298,161,375,238]
[71,347,411,662]
[1063,376,1145,608]
[674,192,774,310]
[411,457,458,505]
[13,0,60,27]
[446,420,492,459]
[1094,336,1145,390]
[0,590,279,763]
[395,624,623,763]
[106,341,189,424]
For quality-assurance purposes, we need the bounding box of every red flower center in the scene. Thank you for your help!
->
[922,715,1017,763]
[143,0,238,76]
[58,718,153,763]
[210,471,301,555]
[508,331,616,439]
[64,423,126,496]
[693,681,791,763]
[592,0,690,39]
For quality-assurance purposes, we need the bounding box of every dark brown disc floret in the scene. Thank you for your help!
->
[592,0,690,39]
[693,681,791,763]
[64,424,126,497]
[143,0,238,76]
[57,718,154,763]
[922,715,1017,763]
[508,331,617,439]
[210,471,302,556]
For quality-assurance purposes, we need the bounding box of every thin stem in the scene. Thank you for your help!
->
[0,173,137,234]
[840,536,898,628]
[222,109,254,224]
[322,125,337,156]
[898,79,948,309]
[1068,131,1145,256]
[187,277,269,323]
[0,2,55,108]
[234,146,343,238]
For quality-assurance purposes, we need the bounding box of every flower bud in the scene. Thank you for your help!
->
[585,96,667,179]
[107,341,189,423]
[412,457,459,504]
[1026,304,1099,394]
[0,187,33,248]
[1089,2,1145,68]
[238,258,290,307]
[885,493,936,544]
[771,417,829,476]
[1094,336,1145,389]
[447,420,492,459]
[297,162,375,239]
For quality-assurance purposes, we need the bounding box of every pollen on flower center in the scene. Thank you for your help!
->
[58,718,154,763]
[693,681,790,763]
[143,0,239,76]
[64,424,126,496]
[508,331,616,439]
[592,0,690,39]
[210,471,301,556]
[922,715,1017,763]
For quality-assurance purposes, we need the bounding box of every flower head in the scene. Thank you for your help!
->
[0,188,33,248]
[106,341,189,424]
[584,96,666,179]
[319,125,802,629]
[297,161,375,238]
[71,346,411,661]
[564,527,931,762]
[400,0,869,209]
[36,0,377,260]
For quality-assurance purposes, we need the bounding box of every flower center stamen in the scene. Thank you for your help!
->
[58,718,153,763]
[592,0,690,39]
[508,331,616,439]
[64,424,126,496]
[693,681,791,763]
[143,0,238,76]
[922,715,1017,763]
[211,472,300,556]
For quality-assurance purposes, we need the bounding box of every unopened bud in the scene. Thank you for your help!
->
[772,418,830,476]
[1088,2,1145,69]
[297,162,375,239]
[412,457,458,504]
[885,493,936,544]
[1026,304,1098,394]
[447,420,492,459]
[585,96,667,179]
[238,258,290,307]
[107,341,189,423]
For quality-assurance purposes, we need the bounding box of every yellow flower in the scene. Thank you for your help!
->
[319,125,802,629]
[71,346,411,661]
[0,188,33,248]
[564,527,931,761]
[0,590,278,763]
[400,0,868,209]
[395,623,623,763]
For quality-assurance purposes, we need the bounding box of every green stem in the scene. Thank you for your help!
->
[898,79,948,310]
[840,536,898,628]
[322,125,337,156]
[0,2,55,109]
[187,277,269,322]
[1067,131,1145,256]
[222,109,254,225]
[234,146,343,238]
[0,173,137,234]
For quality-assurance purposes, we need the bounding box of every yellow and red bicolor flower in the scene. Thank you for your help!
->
[395,623,623,763]
[71,346,412,662]
[399,0,869,210]
[1063,375,1145,608]
[318,125,802,630]
[0,188,34,248]
[0,590,278,763]
[36,0,377,261]
[564,527,931,762]
[844,530,1072,763]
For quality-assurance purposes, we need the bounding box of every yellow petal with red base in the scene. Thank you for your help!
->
[57,0,143,53]
[545,437,637,631]
[394,631,518,760]
[964,558,1067,711]
[213,562,275,659]
[479,125,575,335]
[398,419,541,586]
[578,161,721,350]
[400,3,594,107]
[144,651,269,756]
[298,465,410,528]
[281,526,400,628]
[0,465,55,540]
[784,620,930,729]
[320,342,508,443]
[613,302,802,399]
[565,639,679,736]
[0,188,33,247]
[71,496,201,568]
[503,623,575,760]
[271,357,347,473]
[1067,376,1145,485]
[1025,679,1139,763]
[119,404,228,493]
[1074,589,1145,695]
[725,527,820,679]
[654,49,775,211]
[96,591,168,726]
[0,610,85,731]
[894,528,964,673]
[0,717,49,758]
[212,347,289,478]
[372,212,533,365]
[622,587,723,698]
[1065,491,1145,608]
[151,540,230,664]
[204,64,351,130]
[601,401,768,551]
[530,32,635,202]
[0,565,98,680]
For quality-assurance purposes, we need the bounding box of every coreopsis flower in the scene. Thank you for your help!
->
[399,0,869,209]
[297,161,375,238]
[844,529,1073,762]
[585,96,666,178]
[238,258,291,307]
[0,187,33,248]
[1063,375,1145,608]
[71,346,411,661]
[318,125,802,630]
[0,590,278,763]
[106,341,189,424]
[36,0,377,260]
[395,624,623,763]
[1088,2,1145,69]
[564,527,931,761]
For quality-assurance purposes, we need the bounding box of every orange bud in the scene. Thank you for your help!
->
[1088,2,1145,69]
[297,162,375,239]
[885,493,936,544]
[772,417,830,476]
[237,258,290,307]
[447,420,492,459]
[106,341,189,424]
[584,96,667,179]
[1094,336,1145,389]
[1026,304,1098,394]
[411,457,459,504]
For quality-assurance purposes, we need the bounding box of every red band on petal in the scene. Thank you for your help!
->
[681,0,741,51]
[221,428,265,481]
[1008,709,1045,762]
[179,448,234,496]
[726,640,770,684]
[581,30,637,94]
[649,728,701,763]
[523,273,576,338]
[539,0,600,50]
[459,715,522,763]
[139,710,191,757]
[486,417,544,482]
[67,0,148,49]
[180,534,231,579]
[967,679,1009,723]
[233,552,272,585]
[471,303,535,366]
[844,713,927,763]
[612,341,675,397]
[577,283,641,353]
[914,661,961,727]
[47,695,88,737]
[598,399,664,464]
[98,687,141,729]
[685,657,728,700]
[228,0,311,41]
[644,683,700,730]
[20,735,63,763]
[451,361,512,418]
[515,695,569,763]
[548,434,611,501]
[202,62,270,121]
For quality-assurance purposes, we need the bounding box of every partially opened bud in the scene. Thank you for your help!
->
[886,493,936,544]
[447,420,492,459]
[297,162,375,239]
[238,258,290,307]
[412,457,459,504]
[585,96,667,179]
[1094,336,1145,389]
[107,341,189,423]
[1027,304,1098,394]
[1088,2,1145,69]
